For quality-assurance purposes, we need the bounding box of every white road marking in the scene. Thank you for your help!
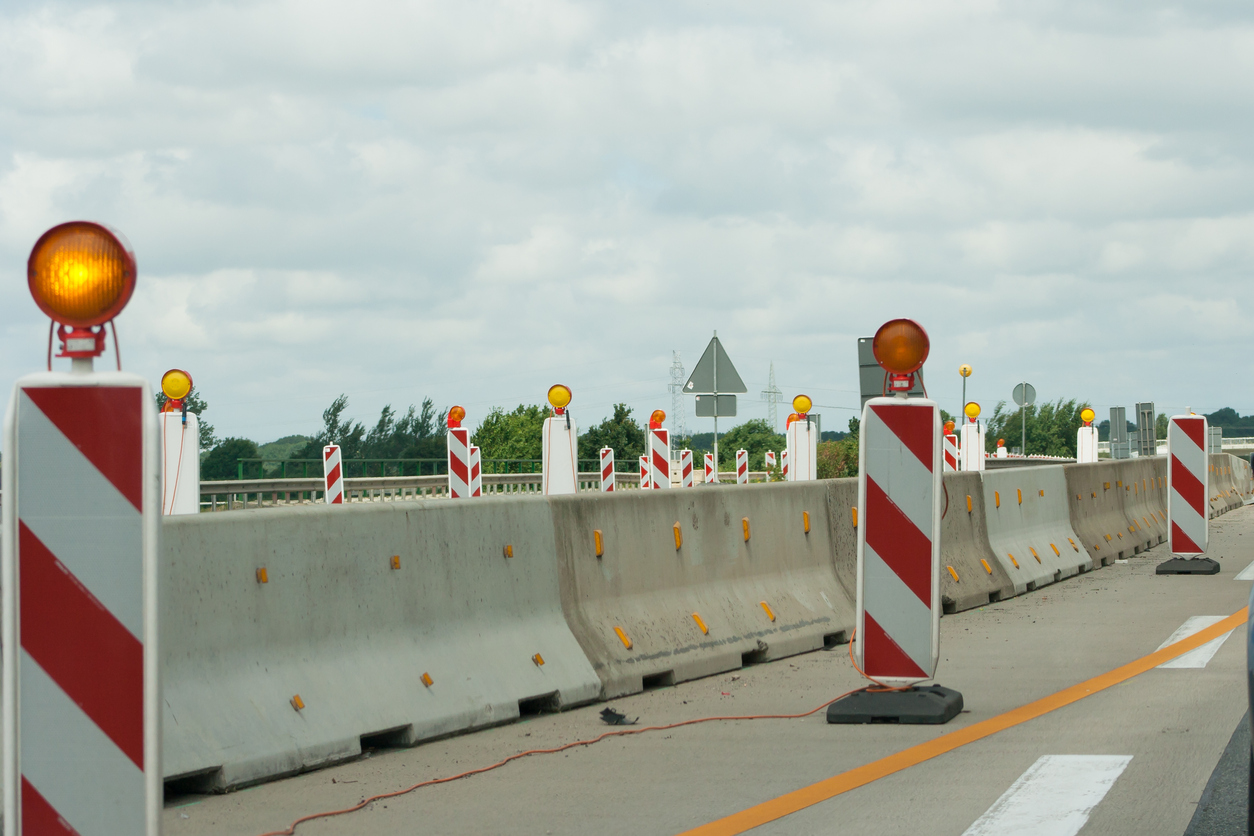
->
[961,755,1131,836]
[1234,560,1254,580]
[1156,615,1234,669]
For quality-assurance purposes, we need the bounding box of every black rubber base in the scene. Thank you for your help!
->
[826,684,963,725]
[1156,557,1221,575]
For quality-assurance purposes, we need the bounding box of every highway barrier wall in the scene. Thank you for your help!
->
[549,481,853,699]
[982,466,1090,594]
[162,499,600,791]
[938,472,1016,612]
[155,454,1250,790]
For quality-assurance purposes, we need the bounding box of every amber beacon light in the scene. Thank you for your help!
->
[28,221,136,367]
[871,318,929,393]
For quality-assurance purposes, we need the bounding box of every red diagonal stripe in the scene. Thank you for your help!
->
[323,446,337,462]
[325,463,341,487]
[22,776,81,835]
[1170,455,1206,517]
[24,387,143,512]
[870,403,935,473]
[863,611,927,680]
[1170,521,1203,555]
[1175,418,1206,451]
[865,475,932,605]
[19,522,144,770]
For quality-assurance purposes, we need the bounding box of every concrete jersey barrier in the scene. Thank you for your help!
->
[549,481,853,699]
[1117,458,1168,551]
[162,497,599,790]
[939,472,1016,612]
[1063,461,1144,565]
[981,466,1090,594]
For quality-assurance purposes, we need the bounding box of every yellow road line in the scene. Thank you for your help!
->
[678,607,1248,836]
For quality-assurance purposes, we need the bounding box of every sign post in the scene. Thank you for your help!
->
[684,331,747,471]
[4,222,162,834]
[1158,415,1217,574]
[829,319,961,725]
[1012,382,1035,456]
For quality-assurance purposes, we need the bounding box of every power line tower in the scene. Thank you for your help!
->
[761,361,783,431]
[669,351,689,441]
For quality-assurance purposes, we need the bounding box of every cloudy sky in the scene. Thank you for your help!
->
[2,0,1252,447]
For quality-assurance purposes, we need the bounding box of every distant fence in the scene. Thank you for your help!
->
[235,457,614,479]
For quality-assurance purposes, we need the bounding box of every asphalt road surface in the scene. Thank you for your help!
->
[165,503,1254,836]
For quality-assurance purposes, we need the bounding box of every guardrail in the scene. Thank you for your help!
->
[199,471,771,510]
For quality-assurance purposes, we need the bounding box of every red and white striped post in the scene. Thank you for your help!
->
[4,222,162,834]
[469,445,482,498]
[703,452,716,484]
[639,456,650,489]
[600,447,615,492]
[647,410,670,489]
[764,450,776,474]
[447,429,470,499]
[736,449,748,484]
[829,318,959,725]
[781,449,789,480]
[941,421,958,473]
[1160,415,1216,574]
[680,449,694,488]
[323,444,344,504]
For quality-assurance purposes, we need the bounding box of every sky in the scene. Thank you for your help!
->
[3,0,1253,448]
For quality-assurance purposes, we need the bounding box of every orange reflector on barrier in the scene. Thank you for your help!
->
[803,511,811,534]
[1008,554,1019,568]
[851,507,858,527]
[1017,489,1022,505]
[503,544,514,559]
[995,491,1000,508]
[673,522,683,550]
[594,529,604,558]
[421,672,433,687]
[614,626,633,650]
[946,566,959,582]
[532,653,545,666]
[256,568,268,584]
[1030,547,1040,562]
[980,559,992,574]
[760,601,775,622]
[742,517,751,542]
[966,495,972,513]
[390,555,401,570]
[692,613,709,635]
[291,695,304,711]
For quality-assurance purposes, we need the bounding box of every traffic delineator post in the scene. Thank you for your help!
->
[600,447,615,492]
[680,449,694,488]
[1158,415,1216,574]
[736,449,748,485]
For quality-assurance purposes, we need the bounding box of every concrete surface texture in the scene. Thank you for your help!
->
[1064,460,1147,565]
[936,471,1015,613]
[162,497,600,791]
[163,498,1254,836]
[549,481,852,699]
[981,465,1091,594]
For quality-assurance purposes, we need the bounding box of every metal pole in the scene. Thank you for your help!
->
[1021,381,1027,456]
[962,379,966,415]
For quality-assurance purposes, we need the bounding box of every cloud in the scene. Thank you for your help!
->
[2,0,1253,448]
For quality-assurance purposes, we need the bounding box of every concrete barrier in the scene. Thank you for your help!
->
[939,472,1016,612]
[1063,461,1144,565]
[162,497,600,790]
[982,466,1090,594]
[1210,454,1243,516]
[1118,458,1168,552]
[549,481,853,699]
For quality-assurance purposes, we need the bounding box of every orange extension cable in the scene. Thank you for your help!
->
[258,635,901,836]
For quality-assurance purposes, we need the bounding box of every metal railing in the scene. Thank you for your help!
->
[233,457,609,479]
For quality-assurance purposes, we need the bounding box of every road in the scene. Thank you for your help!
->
[165,503,1254,836]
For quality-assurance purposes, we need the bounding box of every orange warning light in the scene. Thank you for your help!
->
[943,420,956,434]
[964,401,981,421]
[871,319,929,375]
[547,384,572,412]
[1080,407,1095,426]
[792,394,812,415]
[997,438,1005,447]
[29,222,136,328]
[448,405,466,428]
[650,409,666,429]
[786,412,799,427]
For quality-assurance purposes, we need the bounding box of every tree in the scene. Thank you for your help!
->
[984,398,1091,457]
[155,390,218,450]
[1156,412,1168,439]
[578,404,645,470]
[715,419,786,470]
[201,438,261,480]
[471,404,549,464]
[817,417,860,479]
[289,395,446,474]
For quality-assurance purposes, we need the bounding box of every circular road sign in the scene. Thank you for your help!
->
[1012,382,1036,407]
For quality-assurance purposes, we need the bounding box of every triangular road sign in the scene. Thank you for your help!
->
[684,333,747,394]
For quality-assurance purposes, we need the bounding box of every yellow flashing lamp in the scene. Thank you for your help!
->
[872,319,930,375]
[29,221,137,361]
[649,409,666,429]
[547,384,572,413]
[792,394,812,416]
[959,364,972,378]
[943,420,956,435]
[160,369,193,412]
[448,405,466,428]
[964,401,981,422]
[1080,407,1095,426]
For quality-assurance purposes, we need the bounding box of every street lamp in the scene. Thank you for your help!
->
[959,364,972,418]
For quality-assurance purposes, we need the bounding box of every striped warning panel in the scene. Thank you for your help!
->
[1168,416,1208,555]
[323,444,343,504]
[856,397,941,685]
[469,445,482,498]
[447,428,470,499]
[680,449,694,488]
[703,452,716,484]
[5,376,161,834]
[736,449,748,485]
[943,432,959,473]
[600,446,615,492]
[649,428,670,489]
